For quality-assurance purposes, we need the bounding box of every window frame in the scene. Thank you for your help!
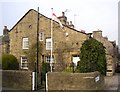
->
[72,55,80,66]
[22,37,29,49]
[39,32,44,41]
[46,38,52,50]
[46,56,51,63]
[20,56,28,70]
[46,56,54,63]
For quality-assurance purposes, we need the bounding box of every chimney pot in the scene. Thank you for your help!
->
[66,21,69,25]
[62,12,65,16]
[3,26,9,35]
[4,26,7,29]
[70,21,72,25]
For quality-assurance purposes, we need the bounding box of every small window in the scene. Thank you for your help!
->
[21,56,28,69]
[46,56,54,63]
[22,38,29,49]
[46,38,52,50]
[39,32,44,41]
[46,56,51,63]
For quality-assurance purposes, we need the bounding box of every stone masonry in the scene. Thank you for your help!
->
[9,9,89,71]
[93,30,118,76]
[8,9,118,75]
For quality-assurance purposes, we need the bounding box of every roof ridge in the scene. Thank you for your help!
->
[10,9,87,35]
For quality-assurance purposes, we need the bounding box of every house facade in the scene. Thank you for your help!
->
[9,9,89,71]
[93,30,118,76]
[8,9,118,75]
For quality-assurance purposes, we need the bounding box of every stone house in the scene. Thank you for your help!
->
[92,30,118,76]
[9,9,89,71]
[8,9,118,75]
[0,26,10,54]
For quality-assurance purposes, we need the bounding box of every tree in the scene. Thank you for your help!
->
[76,38,107,75]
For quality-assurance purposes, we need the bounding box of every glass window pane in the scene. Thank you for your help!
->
[21,56,28,69]
[46,38,52,50]
[22,38,29,49]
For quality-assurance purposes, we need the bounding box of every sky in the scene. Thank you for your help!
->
[0,0,119,45]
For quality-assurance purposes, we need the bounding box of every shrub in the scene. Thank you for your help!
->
[76,38,106,75]
[41,62,50,74]
[2,54,19,70]
[64,66,74,73]
[41,62,50,81]
[64,62,76,73]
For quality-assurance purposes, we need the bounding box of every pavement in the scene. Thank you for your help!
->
[104,73,119,91]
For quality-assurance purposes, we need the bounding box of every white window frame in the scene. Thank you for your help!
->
[72,56,80,66]
[22,38,29,49]
[46,38,52,50]
[46,56,51,63]
[21,56,28,70]
[46,56,54,63]
[39,32,44,41]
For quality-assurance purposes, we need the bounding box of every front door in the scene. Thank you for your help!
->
[72,56,80,66]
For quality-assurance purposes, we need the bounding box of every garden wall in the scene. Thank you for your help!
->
[47,71,104,91]
[2,70,32,90]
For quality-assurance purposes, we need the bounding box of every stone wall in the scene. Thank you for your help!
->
[2,70,32,90]
[47,71,104,91]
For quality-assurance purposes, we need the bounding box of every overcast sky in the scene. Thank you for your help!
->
[0,0,119,45]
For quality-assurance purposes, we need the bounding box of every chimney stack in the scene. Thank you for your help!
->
[69,21,74,28]
[93,30,102,39]
[3,26,9,36]
[104,36,108,40]
[58,12,67,25]
[4,26,7,29]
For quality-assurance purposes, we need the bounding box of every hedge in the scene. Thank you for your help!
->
[2,54,19,70]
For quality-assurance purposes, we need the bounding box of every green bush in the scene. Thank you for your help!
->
[41,62,50,73]
[64,66,74,73]
[77,38,106,75]
[63,63,76,73]
[41,62,50,81]
[2,54,19,70]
